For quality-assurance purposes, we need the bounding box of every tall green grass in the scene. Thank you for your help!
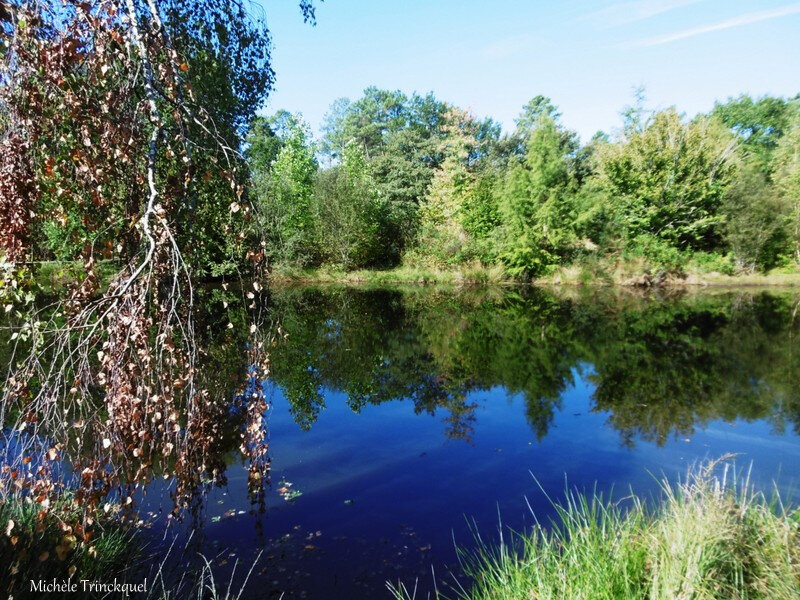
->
[389,458,800,599]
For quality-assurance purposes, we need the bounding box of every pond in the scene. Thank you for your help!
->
[131,285,800,599]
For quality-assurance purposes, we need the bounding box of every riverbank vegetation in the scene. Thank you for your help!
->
[389,459,800,600]
[249,90,800,283]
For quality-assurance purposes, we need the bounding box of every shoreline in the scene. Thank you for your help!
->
[25,260,800,290]
[266,266,800,288]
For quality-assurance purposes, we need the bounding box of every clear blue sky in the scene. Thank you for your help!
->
[257,0,800,141]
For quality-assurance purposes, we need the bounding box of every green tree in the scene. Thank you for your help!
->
[496,111,578,277]
[313,142,384,268]
[721,160,788,271]
[773,112,800,261]
[712,94,794,171]
[246,116,284,175]
[252,112,318,266]
[515,95,561,135]
[320,88,449,262]
[321,87,411,159]
[415,108,489,265]
[593,109,737,254]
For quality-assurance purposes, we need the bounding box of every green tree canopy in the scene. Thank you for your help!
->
[593,109,737,253]
[712,94,796,170]
[496,111,579,276]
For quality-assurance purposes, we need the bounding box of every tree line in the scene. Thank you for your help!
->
[248,89,800,277]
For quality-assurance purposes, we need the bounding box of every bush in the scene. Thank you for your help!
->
[623,234,685,273]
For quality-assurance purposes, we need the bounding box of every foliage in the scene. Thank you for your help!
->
[251,112,319,266]
[773,111,800,261]
[722,159,789,271]
[252,91,800,281]
[319,88,449,258]
[592,109,737,254]
[496,112,578,276]
[313,142,385,268]
[415,108,483,265]
[0,1,313,596]
[0,491,136,591]
[712,94,796,170]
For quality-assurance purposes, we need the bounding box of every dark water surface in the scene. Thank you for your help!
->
[141,286,800,599]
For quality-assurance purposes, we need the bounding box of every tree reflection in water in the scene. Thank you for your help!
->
[266,286,800,446]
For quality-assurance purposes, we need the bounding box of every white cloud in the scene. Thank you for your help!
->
[629,3,800,47]
[586,0,703,26]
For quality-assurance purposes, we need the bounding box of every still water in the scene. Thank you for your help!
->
[142,285,800,598]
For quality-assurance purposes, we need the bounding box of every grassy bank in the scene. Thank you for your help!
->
[26,259,800,290]
[267,263,512,286]
[269,261,800,288]
[389,459,800,600]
